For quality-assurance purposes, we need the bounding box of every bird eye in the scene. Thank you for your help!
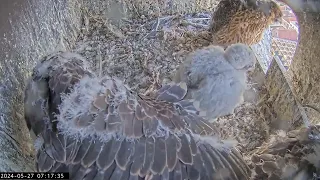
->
[174,103,183,111]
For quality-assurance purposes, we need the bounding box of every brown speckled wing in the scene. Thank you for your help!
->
[251,125,320,180]
[26,52,250,180]
[155,82,204,116]
[209,0,243,34]
[24,52,93,137]
[155,82,187,102]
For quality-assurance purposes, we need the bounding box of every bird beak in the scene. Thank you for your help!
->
[276,17,283,23]
[244,64,255,72]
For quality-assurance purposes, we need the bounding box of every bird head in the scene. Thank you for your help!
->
[270,1,283,23]
[224,43,257,71]
[252,0,283,23]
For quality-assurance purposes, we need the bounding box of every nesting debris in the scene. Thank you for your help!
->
[215,102,269,153]
[73,11,213,93]
[247,125,320,179]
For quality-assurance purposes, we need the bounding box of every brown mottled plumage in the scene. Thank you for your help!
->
[250,125,320,179]
[209,0,283,46]
[24,52,251,180]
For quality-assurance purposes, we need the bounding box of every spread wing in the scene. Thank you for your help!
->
[25,52,251,180]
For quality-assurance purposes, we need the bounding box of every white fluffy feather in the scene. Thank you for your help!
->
[174,43,256,120]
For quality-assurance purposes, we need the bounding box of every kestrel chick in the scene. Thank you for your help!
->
[173,44,256,120]
[224,43,257,70]
[209,0,283,46]
[251,125,320,179]
[24,51,251,179]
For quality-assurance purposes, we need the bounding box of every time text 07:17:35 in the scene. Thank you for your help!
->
[0,172,69,179]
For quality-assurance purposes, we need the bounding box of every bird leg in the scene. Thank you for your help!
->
[143,71,161,96]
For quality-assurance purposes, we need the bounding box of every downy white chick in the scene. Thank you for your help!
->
[173,43,256,121]
[24,51,251,180]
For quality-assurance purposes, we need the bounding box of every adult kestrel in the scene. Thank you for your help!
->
[24,52,251,179]
[209,0,283,46]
